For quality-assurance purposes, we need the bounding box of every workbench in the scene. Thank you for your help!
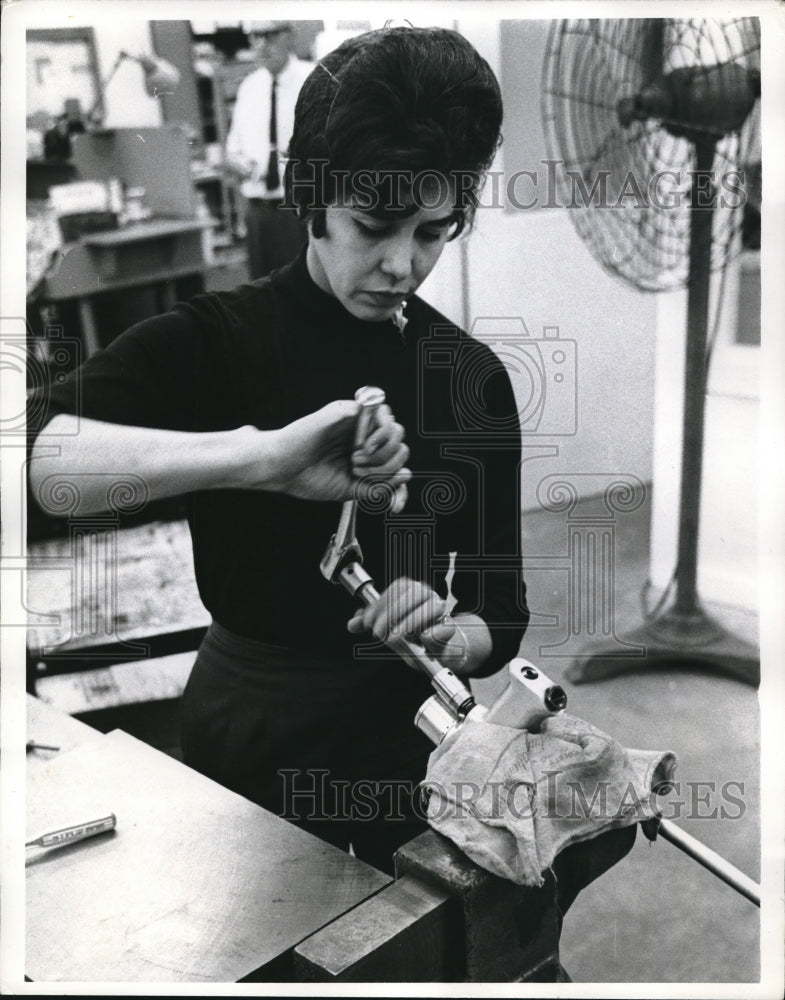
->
[24,509,640,982]
[25,695,390,983]
[24,695,637,983]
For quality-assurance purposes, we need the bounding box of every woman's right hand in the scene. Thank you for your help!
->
[29,400,411,519]
[243,399,411,511]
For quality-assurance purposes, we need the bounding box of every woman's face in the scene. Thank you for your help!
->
[306,184,458,323]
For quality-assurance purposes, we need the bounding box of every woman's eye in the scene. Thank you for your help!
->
[353,219,389,238]
[350,217,448,243]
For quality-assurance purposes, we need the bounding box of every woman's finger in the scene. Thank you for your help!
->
[380,579,439,641]
[353,447,410,481]
[349,577,408,641]
[390,483,408,514]
[420,612,458,648]
[347,610,366,634]
[352,439,409,473]
[354,422,405,464]
[346,579,445,643]
[354,403,392,450]
[398,595,448,641]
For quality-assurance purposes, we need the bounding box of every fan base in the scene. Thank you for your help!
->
[564,603,759,687]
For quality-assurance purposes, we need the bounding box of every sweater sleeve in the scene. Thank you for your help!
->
[445,341,528,677]
[25,288,258,455]
[27,309,201,443]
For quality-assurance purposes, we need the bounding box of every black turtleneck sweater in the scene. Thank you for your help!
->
[34,250,528,674]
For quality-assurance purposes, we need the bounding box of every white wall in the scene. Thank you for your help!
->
[651,272,759,614]
[420,19,656,512]
[40,19,164,128]
[424,18,758,617]
[93,22,164,128]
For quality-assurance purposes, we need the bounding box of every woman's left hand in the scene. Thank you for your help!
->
[346,576,456,651]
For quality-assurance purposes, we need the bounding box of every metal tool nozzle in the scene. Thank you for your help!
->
[353,385,386,449]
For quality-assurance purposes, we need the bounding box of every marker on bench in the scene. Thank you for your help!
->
[26,813,117,851]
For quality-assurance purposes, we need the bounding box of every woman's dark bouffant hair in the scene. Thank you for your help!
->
[284,26,503,239]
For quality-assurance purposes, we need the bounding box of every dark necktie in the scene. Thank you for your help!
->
[266,76,279,191]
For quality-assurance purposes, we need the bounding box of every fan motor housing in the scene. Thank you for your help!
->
[617,63,760,141]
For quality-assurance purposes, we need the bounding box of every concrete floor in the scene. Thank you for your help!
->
[471,490,762,984]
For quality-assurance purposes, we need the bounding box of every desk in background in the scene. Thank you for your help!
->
[28,126,220,357]
[41,217,214,356]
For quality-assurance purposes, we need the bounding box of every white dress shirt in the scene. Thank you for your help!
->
[225,56,314,200]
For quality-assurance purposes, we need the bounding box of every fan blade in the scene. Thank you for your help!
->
[541,16,759,291]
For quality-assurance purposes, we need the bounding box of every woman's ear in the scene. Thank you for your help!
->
[309,209,327,239]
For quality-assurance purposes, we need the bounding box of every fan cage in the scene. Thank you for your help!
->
[541,17,761,292]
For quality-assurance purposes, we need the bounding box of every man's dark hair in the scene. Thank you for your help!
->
[284,26,503,238]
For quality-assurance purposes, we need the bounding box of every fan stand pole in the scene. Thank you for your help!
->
[566,141,759,687]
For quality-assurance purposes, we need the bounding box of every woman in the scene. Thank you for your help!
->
[29,26,528,874]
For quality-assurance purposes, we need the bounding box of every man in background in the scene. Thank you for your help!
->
[225,21,313,279]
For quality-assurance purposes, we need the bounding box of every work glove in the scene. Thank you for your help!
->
[420,713,676,887]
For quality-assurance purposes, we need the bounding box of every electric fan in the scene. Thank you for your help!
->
[541,18,761,685]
